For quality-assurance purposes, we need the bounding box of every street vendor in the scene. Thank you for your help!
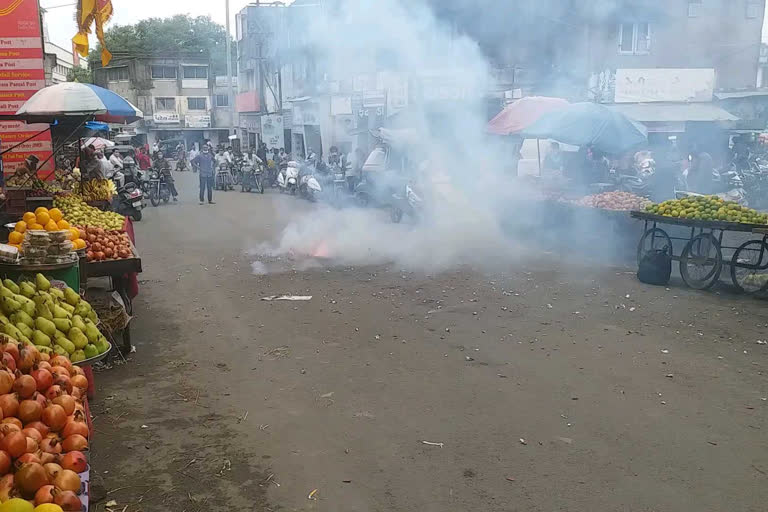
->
[685,147,715,194]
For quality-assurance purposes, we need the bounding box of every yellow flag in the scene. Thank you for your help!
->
[72,0,113,66]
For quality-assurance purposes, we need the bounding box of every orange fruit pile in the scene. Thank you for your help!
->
[8,208,86,252]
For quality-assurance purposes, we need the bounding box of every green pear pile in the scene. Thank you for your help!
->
[0,274,110,362]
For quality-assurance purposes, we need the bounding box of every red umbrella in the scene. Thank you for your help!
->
[487,96,569,135]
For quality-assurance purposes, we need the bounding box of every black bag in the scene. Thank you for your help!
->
[637,248,672,285]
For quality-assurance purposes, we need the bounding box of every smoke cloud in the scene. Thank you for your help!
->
[249,0,580,273]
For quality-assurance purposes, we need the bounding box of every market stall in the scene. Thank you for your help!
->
[633,195,768,293]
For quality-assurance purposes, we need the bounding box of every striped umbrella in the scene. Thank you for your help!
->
[15,82,143,123]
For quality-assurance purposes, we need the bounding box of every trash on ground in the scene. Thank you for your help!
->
[422,440,444,448]
[308,489,318,500]
[261,295,313,301]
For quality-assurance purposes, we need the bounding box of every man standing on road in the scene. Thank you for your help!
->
[192,146,216,205]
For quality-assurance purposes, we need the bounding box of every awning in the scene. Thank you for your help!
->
[605,102,738,122]
[714,90,768,100]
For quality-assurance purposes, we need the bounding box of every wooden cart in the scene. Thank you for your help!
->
[631,211,768,293]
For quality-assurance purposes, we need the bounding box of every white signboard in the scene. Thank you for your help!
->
[331,96,352,116]
[153,112,179,124]
[614,68,715,103]
[185,114,211,128]
[260,114,284,150]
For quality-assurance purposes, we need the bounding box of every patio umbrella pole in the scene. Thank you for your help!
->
[537,139,541,176]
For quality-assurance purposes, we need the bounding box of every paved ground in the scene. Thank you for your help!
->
[88,170,768,512]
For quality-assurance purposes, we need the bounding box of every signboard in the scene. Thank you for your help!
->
[377,72,408,115]
[330,96,352,116]
[153,112,179,124]
[185,114,210,128]
[292,101,319,126]
[614,68,715,103]
[260,114,284,150]
[0,0,53,176]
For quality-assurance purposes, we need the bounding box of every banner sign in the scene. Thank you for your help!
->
[0,0,53,176]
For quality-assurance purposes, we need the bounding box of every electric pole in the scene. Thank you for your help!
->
[225,0,235,136]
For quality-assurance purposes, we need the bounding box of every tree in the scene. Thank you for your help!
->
[88,15,235,75]
[66,65,93,83]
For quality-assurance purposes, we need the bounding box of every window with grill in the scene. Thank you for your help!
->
[107,67,129,81]
[183,66,208,79]
[618,23,651,55]
[155,97,176,111]
[214,94,229,107]
[151,66,177,79]
[688,0,703,18]
[187,97,207,110]
[747,0,761,19]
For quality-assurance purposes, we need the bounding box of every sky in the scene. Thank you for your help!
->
[41,0,254,50]
[42,0,768,53]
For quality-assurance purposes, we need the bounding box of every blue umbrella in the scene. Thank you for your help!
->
[521,102,647,155]
[15,82,143,123]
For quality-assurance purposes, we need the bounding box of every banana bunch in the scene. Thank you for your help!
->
[81,179,115,202]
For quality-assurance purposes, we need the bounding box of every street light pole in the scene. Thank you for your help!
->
[225,0,235,137]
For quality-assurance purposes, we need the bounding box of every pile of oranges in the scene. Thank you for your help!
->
[8,208,86,252]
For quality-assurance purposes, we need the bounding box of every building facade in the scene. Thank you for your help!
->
[236,0,767,157]
[94,56,235,148]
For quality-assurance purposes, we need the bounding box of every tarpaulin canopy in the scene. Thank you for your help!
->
[15,83,142,123]
[487,96,570,135]
[522,102,647,155]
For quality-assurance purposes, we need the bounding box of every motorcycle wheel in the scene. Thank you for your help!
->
[390,207,403,223]
[150,189,160,207]
[131,209,143,222]
[258,177,264,194]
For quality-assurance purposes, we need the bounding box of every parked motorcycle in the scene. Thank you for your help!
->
[240,163,264,193]
[148,169,171,206]
[115,181,145,221]
[277,161,299,195]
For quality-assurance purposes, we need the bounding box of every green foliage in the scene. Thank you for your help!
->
[66,65,93,83]
[88,15,235,75]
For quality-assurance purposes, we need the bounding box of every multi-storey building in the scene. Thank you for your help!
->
[94,56,235,148]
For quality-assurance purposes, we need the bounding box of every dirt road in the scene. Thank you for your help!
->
[89,170,768,511]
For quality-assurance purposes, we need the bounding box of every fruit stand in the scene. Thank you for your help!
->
[632,196,768,293]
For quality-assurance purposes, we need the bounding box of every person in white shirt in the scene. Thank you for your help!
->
[108,150,123,171]
[215,148,229,169]
[95,151,112,179]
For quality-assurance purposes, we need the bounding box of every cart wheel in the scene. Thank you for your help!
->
[680,233,723,290]
[637,227,672,266]
[730,240,768,294]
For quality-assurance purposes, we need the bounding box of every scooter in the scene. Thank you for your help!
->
[278,161,299,195]
[148,169,171,206]
[115,181,145,221]
[390,183,422,223]
[299,169,322,202]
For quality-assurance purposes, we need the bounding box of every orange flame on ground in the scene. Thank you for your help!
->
[312,241,330,258]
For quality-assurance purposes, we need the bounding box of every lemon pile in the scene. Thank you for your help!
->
[645,195,768,224]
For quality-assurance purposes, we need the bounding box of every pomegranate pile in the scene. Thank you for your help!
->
[0,336,88,510]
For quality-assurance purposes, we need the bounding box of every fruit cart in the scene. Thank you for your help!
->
[81,246,142,352]
[631,211,768,293]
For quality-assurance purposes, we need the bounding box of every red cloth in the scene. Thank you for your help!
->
[122,217,139,299]
[487,96,570,135]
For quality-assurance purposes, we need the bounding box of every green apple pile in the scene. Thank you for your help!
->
[0,274,109,362]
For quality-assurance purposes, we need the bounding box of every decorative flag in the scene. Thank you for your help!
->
[72,0,114,66]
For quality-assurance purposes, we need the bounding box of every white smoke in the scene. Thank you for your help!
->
[253,0,538,272]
